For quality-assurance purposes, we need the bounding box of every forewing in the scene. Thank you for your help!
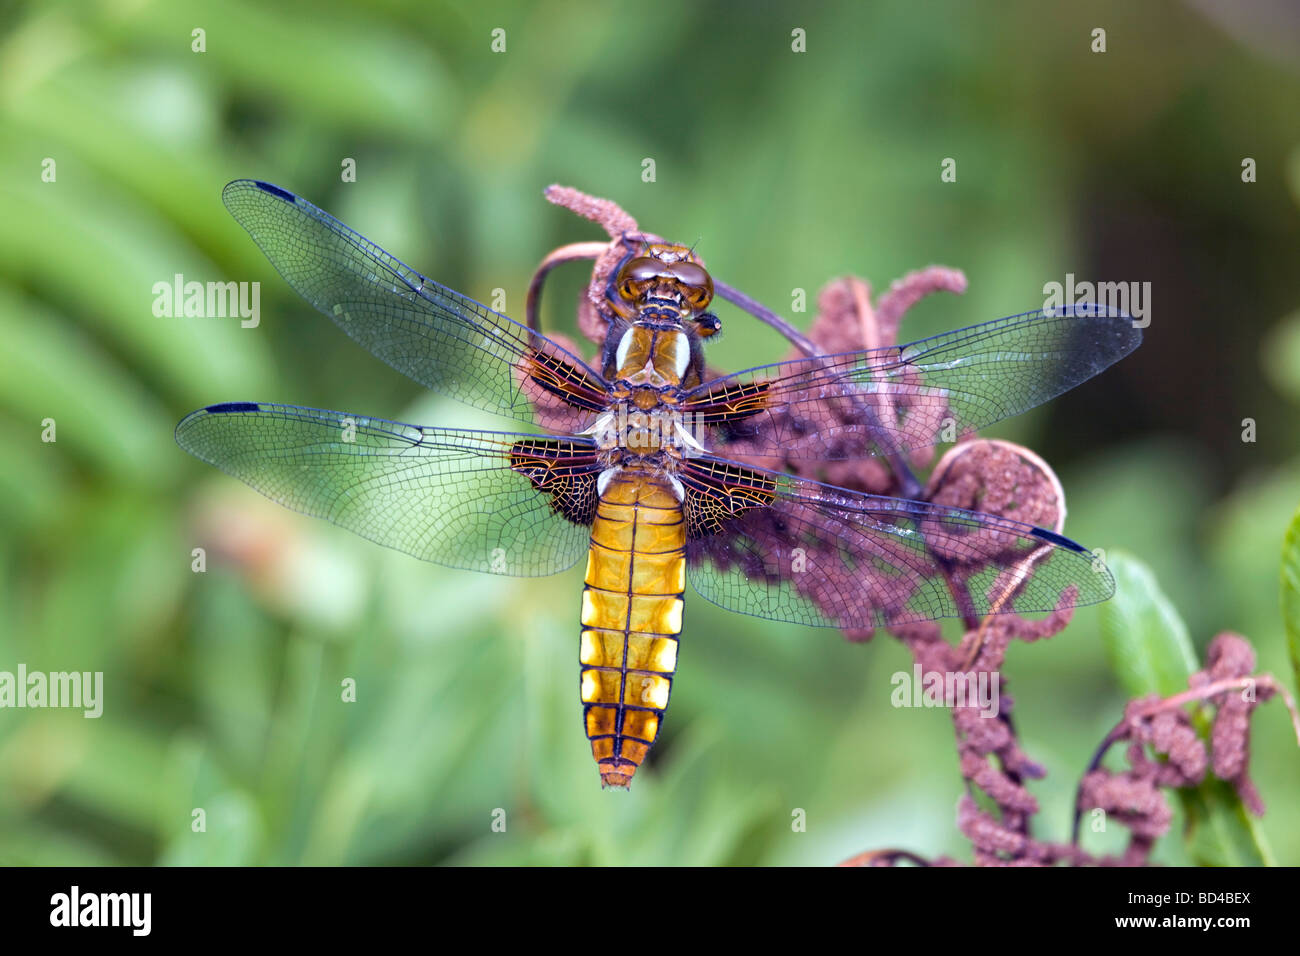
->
[680,455,1113,628]
[175,401,600,576]
[222,180,607,431]
[682,305,1141,461]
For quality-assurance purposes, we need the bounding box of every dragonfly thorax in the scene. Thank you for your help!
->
[612,326,690,385]
[584,391,705,463]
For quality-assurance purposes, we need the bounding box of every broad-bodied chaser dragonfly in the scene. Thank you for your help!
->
[177,181,1141,788]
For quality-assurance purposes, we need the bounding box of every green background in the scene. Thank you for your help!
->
[1,0,1298,865]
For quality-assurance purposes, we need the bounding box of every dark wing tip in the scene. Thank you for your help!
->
[1034,303,1143,384]
[201,400,262,416]
[1052,301,1144,355]
[250,181,297,202]
[222,179,298,204]
[1030,526,1088,553]
[176,402,264,447]
[1029,527,1116,606]
[204,401,263,414]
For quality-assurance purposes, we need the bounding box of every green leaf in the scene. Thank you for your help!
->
[1262,311,1300,403]
[1179,780,1274,867]
[1281,502,1300,695]
[158,791,263,867]
[1098,551,1198,698]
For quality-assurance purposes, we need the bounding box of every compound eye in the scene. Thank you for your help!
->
[623,257,666,282]
[670,261,707,286]
[616,256,666,301]
[670,262,713,309]
[687,287,712,309]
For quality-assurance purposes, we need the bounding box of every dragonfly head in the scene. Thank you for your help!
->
[609,243,715,330]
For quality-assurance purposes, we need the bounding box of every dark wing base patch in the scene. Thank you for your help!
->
[510,438,600,526]
[679,458,777,538]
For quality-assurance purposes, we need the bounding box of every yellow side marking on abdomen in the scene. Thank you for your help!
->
[579,471,686,789]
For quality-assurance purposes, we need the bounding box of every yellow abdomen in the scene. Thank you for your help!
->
[579,469,685,788]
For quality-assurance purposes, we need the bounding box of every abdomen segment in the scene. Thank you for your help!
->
[580,470,685,788]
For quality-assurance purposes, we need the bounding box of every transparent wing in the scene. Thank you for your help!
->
[680,455,1112,628]
[223,180,608,431]
[682,304,1142,461]
[176,401,600,576]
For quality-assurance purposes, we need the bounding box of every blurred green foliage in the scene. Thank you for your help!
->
[0,0,1298,866]
[1281,504,1300,694]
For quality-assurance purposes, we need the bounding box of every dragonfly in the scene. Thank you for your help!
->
[177,180,1142,789]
